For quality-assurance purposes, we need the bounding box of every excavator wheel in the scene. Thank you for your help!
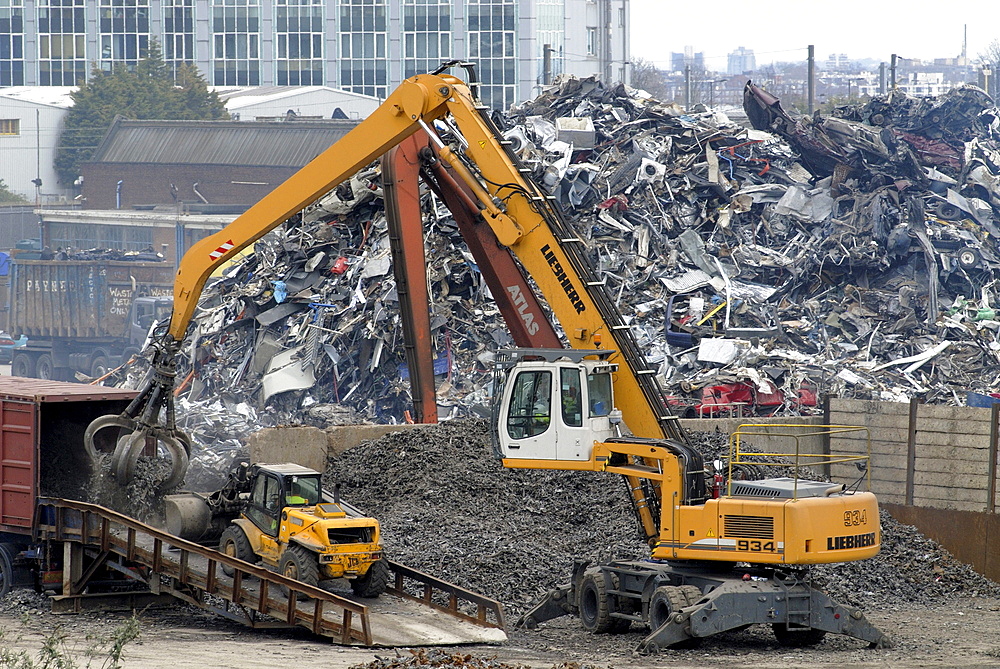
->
[607,573,631,632]
[578,570,616,633]
[648,585,703,649]
[772,623,827,647]
[351,558,390,598]
[219,526,255,577]
[280,545,319,600]
[678,584,704,607]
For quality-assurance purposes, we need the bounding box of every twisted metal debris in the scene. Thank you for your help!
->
[109,76,1000,448]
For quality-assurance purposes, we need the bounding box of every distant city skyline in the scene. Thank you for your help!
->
[630,0,997,70]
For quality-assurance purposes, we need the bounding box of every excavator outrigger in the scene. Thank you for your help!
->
[86,62,888,651]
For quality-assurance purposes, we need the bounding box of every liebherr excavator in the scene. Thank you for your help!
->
[85,62,887,651]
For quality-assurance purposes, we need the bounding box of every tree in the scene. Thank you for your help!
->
[55,41,228,186]
[0,179,29,204]
[977,40,1000,97]
[630,57,669,100]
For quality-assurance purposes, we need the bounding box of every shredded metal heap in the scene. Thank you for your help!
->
[327,420,1000,616]
[112,79,1000,435]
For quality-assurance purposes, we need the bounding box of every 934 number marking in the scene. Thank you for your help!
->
[844,509,867,527]
[737,540,775,552]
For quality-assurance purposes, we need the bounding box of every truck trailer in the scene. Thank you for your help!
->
[7,256,173,380]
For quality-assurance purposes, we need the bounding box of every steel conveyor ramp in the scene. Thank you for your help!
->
[33,498,506,646]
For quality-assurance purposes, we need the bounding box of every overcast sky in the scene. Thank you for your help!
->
[630,0,997,69]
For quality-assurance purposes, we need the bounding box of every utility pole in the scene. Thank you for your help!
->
[684,64,691,110]
[807,44,815,114]
[890,54,897,89]
[879,62,886,95]
[543,44,552,86]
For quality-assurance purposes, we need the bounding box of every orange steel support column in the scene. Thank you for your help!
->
[384,133,439,424]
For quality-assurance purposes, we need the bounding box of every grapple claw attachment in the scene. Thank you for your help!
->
[83,336,190,489]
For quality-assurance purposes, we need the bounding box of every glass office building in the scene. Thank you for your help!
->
[5,0,629,109]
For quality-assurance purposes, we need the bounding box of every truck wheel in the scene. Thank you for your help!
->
[11,352,34,378]
[120,348,140,366]
[350,558,390,598]
[90,355,109,378]
[280,545,319,597]
[219,526,255,577]
[35,354,54,380]
[773,623,827,647]
[0,543,15,598]
[578,571,615,633]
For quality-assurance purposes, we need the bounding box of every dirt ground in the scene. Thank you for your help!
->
[1,596,999,669]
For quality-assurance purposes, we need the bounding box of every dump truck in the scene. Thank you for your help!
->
[7,254,174,380]
[0,376,142,597]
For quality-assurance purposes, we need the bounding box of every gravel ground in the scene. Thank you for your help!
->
[3,418,999,666]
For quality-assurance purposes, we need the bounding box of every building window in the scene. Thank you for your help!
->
[467,0,517,110]
[275,0,323,85]
[37,0,87,85]
[212,0,260,85]
[586,26,597,57]
[0,0,23,86]
[339,0,387,98]
[163,0,195,76]
[0,118,19,135]
[99,0,150,72]
[402,0,450,79]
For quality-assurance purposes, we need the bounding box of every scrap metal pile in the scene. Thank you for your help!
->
[118,77,1000,432]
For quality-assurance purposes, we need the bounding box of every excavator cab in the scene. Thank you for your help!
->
[491,349,621,464]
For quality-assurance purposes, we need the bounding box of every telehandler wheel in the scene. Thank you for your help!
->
[219,526,255,577]
[578,571,615,633]
[772,623,827,647]
[280,545,319,599]
[351,558,390,598]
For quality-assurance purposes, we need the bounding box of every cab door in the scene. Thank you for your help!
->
[554,367,591,461]
[500,367,558,459]
[245,473,282,562]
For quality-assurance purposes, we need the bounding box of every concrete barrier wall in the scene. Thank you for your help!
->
[828,398,999,512]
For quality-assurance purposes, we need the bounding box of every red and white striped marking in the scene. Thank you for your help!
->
[209,240,235,261]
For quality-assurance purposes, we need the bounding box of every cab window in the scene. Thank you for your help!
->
[287,475,321,506]
[588,371,613,417]
[507,370,552,439]
[561,368,583,427]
